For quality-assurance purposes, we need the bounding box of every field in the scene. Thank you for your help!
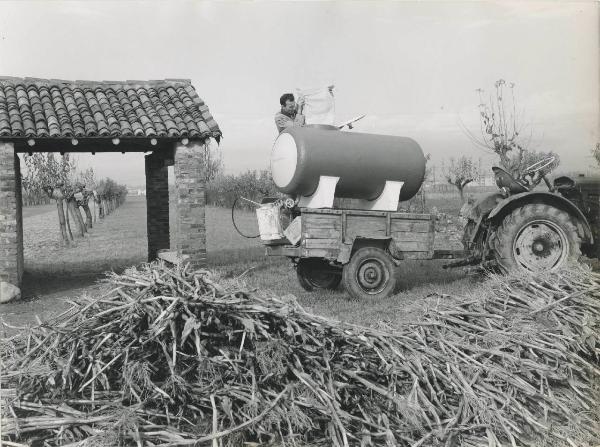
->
[3,192,469,330]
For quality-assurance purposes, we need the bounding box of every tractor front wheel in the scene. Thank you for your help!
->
[343,247,397,300]
[492,204,581,273]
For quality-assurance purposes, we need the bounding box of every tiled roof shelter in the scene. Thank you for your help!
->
[0,77,221,301]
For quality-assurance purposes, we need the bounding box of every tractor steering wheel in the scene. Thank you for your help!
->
[523,156,556,192]
[524,156,556,176]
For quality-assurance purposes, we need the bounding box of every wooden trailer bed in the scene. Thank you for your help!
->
[265,208,463,263]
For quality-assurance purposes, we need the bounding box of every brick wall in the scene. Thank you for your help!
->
[174,141,206,268]
[145,152,170,261]
[0,142,23,287]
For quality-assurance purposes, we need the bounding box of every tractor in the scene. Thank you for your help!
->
[251,124,598,299]
[457,157,599,272]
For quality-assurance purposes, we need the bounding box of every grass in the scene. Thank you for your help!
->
[22,202,55,219]
[214,257,478,327]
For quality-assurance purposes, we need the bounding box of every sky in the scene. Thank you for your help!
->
[0,1,597,186]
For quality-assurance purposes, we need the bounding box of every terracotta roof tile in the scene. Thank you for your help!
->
[50,86,73,137]
[0,77,221,141]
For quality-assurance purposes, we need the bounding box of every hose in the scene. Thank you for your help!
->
[231,197,260,239]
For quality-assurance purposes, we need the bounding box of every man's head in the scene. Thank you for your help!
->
[279,93,296,114]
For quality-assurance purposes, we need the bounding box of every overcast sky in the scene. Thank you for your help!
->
[0,1,597,186]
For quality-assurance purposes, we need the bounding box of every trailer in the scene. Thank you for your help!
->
[264,207,464,299]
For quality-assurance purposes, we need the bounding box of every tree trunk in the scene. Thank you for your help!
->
[56,199,69,243]
[65,201,74,240]
[82,203,93,229]
[76,204,87,234]
[458,186,465,202]
[67,200,85,238]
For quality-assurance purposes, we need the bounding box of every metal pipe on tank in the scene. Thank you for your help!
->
[271,125,426,202]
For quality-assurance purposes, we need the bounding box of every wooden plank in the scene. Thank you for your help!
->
[304,228,341,239]
[304,212,340,219]
[390,212,432,220]
[305,223,342,232]
[266,245,301,257]
[390,220,431,233]
[346,215,387,239]
[428,218,436,258]
[303,215,341,231]
[304,238,340,249]
[304,221,341,228]
[302,208,343,215]
[386,213,391,237]
[304,214,341,223]
[302,208,432,220]
[302,248,339,259]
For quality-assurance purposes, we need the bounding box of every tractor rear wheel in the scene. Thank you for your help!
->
[343,247,397,300]
[492,204,581,273]
[296,259,341,291]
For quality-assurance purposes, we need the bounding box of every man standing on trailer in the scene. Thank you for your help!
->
[275,93,305,133]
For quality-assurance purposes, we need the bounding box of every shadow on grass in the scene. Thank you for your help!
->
[395,260,472,291]
[21,257,145,299]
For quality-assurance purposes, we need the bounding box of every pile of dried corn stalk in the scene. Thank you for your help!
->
[1,261,599,447]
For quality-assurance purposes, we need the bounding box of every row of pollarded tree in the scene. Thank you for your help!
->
[23,154,128,244]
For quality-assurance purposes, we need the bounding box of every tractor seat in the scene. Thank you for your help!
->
[492,167,530,194]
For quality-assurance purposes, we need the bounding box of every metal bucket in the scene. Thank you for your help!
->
[256,203,284,241]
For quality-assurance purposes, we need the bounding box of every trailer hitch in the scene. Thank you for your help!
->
[442,255,482,269]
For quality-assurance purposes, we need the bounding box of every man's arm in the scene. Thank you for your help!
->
[293,112,305,126]
[294,97,306,125]
[275,115,297,131]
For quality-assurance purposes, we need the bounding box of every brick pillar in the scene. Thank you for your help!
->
[15,154,23,280]
[145,152,170,261]
[174,141,206,269]
[0,142,23,302]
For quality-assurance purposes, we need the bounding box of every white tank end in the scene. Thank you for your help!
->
[271,132,298,189]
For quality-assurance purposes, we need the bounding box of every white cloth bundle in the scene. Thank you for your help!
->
[296,86,335,125]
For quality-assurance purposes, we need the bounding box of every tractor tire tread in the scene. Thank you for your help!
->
[492,204,581,272]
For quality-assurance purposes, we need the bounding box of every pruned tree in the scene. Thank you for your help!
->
[463,79,560,177]
[96,178,128,218]
[76,167,97,227]
[23,154,127,244]
[443,156,481,202]
[200,140,223,183]
[24,153,75,243]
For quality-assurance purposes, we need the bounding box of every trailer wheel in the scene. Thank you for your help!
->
[296,259,341,291]
[343,247,397,300]
[492,204,581,273]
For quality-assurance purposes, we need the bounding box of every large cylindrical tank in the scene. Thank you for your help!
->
[270,125,426,201]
